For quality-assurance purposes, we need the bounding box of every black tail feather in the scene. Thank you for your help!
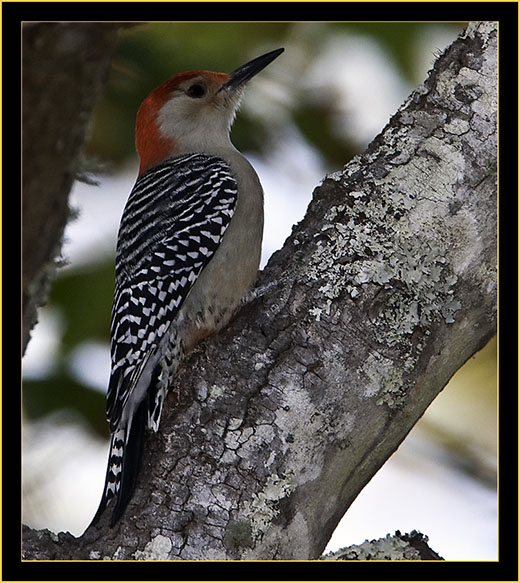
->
[109,399,147,527]
[89,398,148,528]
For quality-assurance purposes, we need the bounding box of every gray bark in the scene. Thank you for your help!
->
[22,23,125,353]
[22,22,497,561]
[323,530,443,560]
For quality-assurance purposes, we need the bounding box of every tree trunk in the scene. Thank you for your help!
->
[22,22,497,561]
[22,23,125,353]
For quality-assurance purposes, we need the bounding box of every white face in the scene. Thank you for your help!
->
[156,75,243,154]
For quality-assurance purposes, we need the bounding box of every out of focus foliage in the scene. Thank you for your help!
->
[86,22,464,166]
[25,22,481,442]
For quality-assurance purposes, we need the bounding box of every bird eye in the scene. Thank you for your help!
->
[186,83,206,98]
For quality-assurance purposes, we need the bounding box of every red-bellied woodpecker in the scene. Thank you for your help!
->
[91,48,284,527]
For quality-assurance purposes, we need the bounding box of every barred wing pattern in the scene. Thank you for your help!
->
[92,153,237,527]
[107,153,238,431]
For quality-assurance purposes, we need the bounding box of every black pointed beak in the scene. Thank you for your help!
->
[220,48,284,92]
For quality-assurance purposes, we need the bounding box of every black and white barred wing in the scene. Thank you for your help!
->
[106,153,238,432]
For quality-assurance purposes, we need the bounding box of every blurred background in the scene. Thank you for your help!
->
[22,21,497,560]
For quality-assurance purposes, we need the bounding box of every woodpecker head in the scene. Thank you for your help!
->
[136,48,284,174]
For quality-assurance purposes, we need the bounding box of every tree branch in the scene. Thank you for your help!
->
[22,23,127,353]
[22,22,496,561]
[322,530,443,561]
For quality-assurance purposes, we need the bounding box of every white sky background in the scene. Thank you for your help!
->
[22,24,497,560]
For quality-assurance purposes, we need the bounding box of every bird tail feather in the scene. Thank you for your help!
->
[89,399,148,528]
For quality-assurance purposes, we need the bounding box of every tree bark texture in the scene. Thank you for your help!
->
[22,23,123,353]
[22,22,497,561]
